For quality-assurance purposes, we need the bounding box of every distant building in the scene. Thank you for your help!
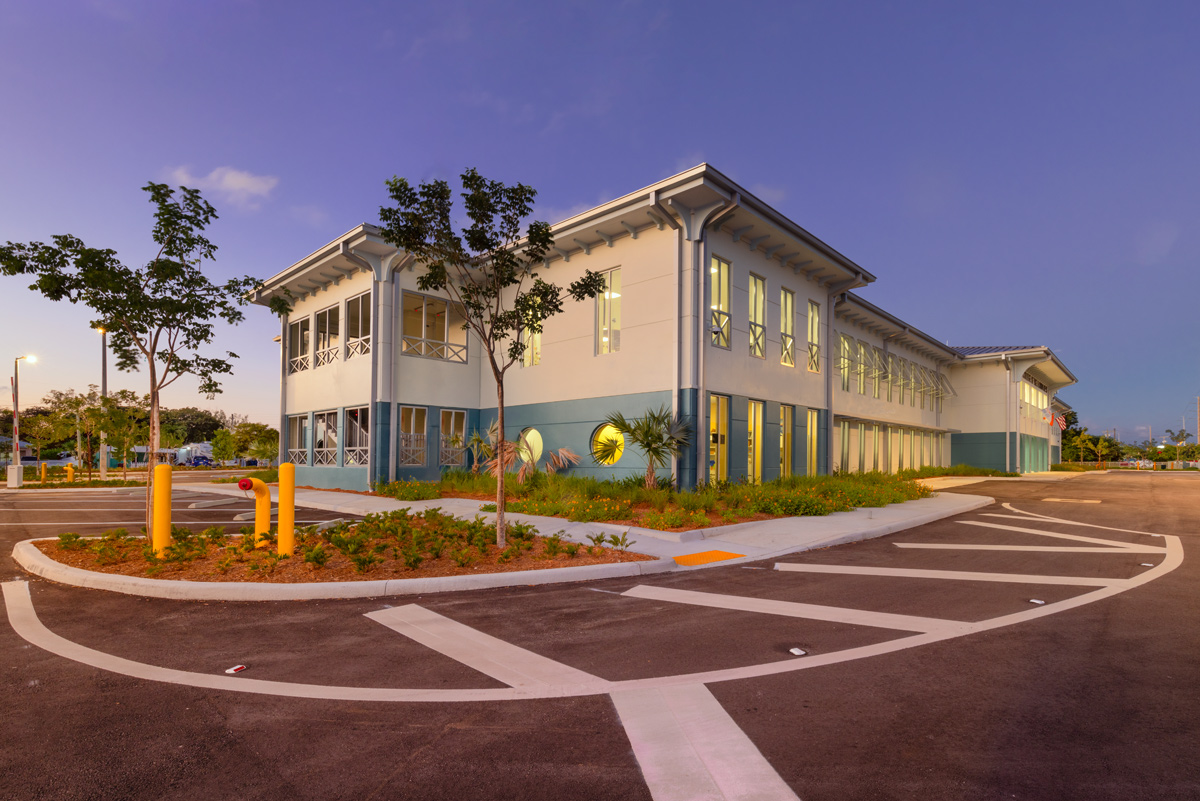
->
[252,164,1075,491]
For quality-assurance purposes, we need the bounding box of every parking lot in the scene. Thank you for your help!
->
[2,472,1199,800]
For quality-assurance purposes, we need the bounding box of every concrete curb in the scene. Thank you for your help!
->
[12,538,679,601]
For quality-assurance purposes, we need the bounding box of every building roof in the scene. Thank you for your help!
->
[951,346,1042,356]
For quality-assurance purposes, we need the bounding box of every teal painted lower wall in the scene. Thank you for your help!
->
[952,431,1052,473]
[296,465,369,491]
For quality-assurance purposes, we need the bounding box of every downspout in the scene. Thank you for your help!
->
[279,311,287,466]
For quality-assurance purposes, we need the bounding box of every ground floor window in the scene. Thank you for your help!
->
[440,410,466,466]
[345,407,369,466]
[747,400,763,483]
[398,406,427,466]
[857,422,866,473]
[287,415,309,466]
[839,420,850,471]
[709,394,728,483]
[806,409,819,476]
[314,410,338,466]
[780,405,793,478]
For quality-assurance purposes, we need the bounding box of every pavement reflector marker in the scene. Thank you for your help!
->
[1141,563,1154,567]
[673,550,744,566]
[789,647,807,656]
[225,665,247,674]
[1029,600,1046,605]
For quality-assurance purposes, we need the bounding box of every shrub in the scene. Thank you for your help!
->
[375,479,441,501]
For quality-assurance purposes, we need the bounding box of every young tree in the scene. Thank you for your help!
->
[379,169,606,546]
[232,421,275,456]
[102,389,148,480]
[159,406,223,443]
[0,183,279,533]
[593,406,692,489]
[211,429,237,464]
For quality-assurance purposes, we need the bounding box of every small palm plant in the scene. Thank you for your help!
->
[594,405,692,489]
[475,421,580,482]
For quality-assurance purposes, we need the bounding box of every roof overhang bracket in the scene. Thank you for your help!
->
[667,197,729,242]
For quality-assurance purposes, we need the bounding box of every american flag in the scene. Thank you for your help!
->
[1056,415,1067,430]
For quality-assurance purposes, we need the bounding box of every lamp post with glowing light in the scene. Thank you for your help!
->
[8,354,36,488]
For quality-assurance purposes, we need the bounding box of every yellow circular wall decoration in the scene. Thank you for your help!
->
[591,424,625,465]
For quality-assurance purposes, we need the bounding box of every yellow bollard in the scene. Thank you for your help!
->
[65,463,75,482]
[237,477,272,547]
[277,463,295,556]
[152,463,172,557]
[40,463,46,483]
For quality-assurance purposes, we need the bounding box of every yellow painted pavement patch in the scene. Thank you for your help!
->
[673,550,744,566]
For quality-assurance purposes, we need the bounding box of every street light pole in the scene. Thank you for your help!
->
[8,354,36,488]
[99,328,108,481]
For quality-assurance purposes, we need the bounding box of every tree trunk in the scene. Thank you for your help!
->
[494,380,506,548]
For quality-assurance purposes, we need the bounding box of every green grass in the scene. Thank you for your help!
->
[18,479,145,489]
[897,464,1019,479]
[212,468,279,484]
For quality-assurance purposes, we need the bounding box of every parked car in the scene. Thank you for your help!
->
[187,456,214,467]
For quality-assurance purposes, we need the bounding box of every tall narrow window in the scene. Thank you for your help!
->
[709,394,728,483]
[839,420,850,471]
[313,410,338,466]
[749,274,766,358]
[780,405,793,477]
[344,407,369,466]
[596,269,621,354]
[806,409,819,476]
[872,347,883,399]
[888,353,898,402]
[779,289,795,367]
[710,256,731,348]
[807,300,820,372]
[522,328,541,367]
[440,410,466,466]
[346,292,371,358]
[840,335,853,392]
[747,400,763,482]
[872,424,881,471]
[288,318,311,374]
[315,306,340,366]
[397,406,427,466]
[857,422,866,473]
[910,363,917,407]
[287,414,309,466]
[857,341,869,394]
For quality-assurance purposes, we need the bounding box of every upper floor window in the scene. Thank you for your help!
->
[872,347,884,399]
[839,334,853,392]
[402,292,467,363]
[346,292,371,359]
[748,274,766,358]
[288,318,310,374]
[889,354,899,403]
[780,288,795,367]
[710,256,730,348]
[596,269,621,354]
[857,340,869,394]
[522,327,541,367]
[315,305,340,367]
[807,300,820,372]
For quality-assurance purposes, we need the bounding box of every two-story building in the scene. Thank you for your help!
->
[251,164,1075,490]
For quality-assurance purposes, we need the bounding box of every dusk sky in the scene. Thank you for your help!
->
[2,1,1198,444]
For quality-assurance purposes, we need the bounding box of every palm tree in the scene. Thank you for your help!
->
[595,405,691,489]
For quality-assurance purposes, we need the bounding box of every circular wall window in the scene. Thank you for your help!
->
[517,427,543,464]
[591,424,625,465]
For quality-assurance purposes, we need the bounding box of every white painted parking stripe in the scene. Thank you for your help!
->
[997,504,1160,536]
[612,684,800,801]
[895,543,1167,554]
[1042,498,1101,503]
[773,562,1122,587]
[622,585,966,634]
[366,605,609,691]
[960,520,1145,548]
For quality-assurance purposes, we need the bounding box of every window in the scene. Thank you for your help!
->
[710,256,731,348]
[806,409,819,476]
[344,407,369,466]
[402,293,467,362]
[747,400,763,482]
[397,406,426,466]
[288,318,310,374]
[749,274,766,358]
[780,289,795,367]
[857,341,869,394]
[287,414,309,466]
[522,327,541,367]
[517,428,543,464]
[313,410,338,466]
[872,424,881,471]
[839,335,853,392]
[888,353,898,402]
[315,306,340,366]
[780,405,793,478]
[857,422,866,473]
[872,347,884,399]
[591,424,625,465]
[709,394,728,483]
[910,362,917,407]
[807,300,820,372]
[596,269,621,354]
[346,292,371,358]
[440,410,466,466]
[839,420,850,471]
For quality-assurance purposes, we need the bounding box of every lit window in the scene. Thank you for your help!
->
[872,347,884,399]
[780,405,793,477]
[398,406,427,466]
[857,340,869,394]
[839,335,852,392]
[807,300,820,372]
[780,289,795,367]
[401,292,467,363]
[288,318,310,374]
[806,408,819,476]
[709,394,729,483]
[522,327,541,367]
[749,274,766,358]
[596,269,621,354]
[346,292,371,359]
[747,400,763,482]
[591,424,625,465]
[710,257,730,348]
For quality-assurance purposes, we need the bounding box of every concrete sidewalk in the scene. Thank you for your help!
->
[14,483,994,601]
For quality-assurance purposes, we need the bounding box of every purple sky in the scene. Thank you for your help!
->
[2,1,1198,443]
